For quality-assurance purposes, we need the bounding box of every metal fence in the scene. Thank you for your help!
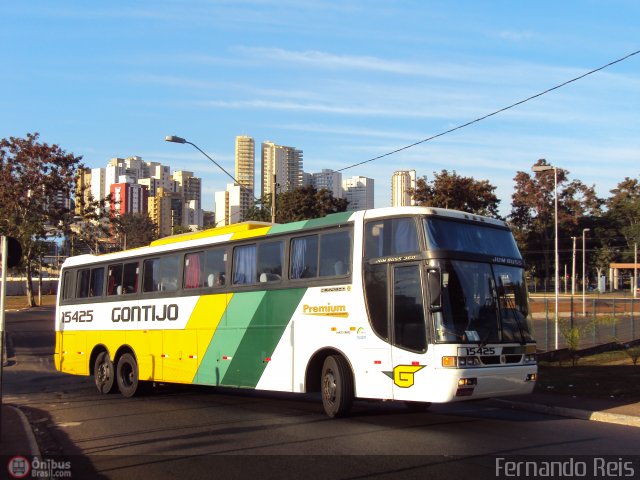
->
[530,295,639,352]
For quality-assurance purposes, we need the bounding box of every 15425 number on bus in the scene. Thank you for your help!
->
[61,310,94,323]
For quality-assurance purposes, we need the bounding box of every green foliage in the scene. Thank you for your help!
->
[622,344,640,365]
[0,133,83,306]
[509,159,603,285]
[606,177,640,259]
[410,170,501,218]
[245,186,348,224]
[111,213,157,249]
[558,317,603,366]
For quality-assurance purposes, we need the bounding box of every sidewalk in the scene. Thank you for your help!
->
[0,403,41,457]
[495,393,640,427]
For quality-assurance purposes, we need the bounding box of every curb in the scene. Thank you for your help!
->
[5,405,42,457]
[495,399,640,428]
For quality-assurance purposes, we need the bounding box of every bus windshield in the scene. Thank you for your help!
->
[433,260,534,344]
[424,217,520,259]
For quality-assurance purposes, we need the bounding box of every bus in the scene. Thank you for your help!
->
[54,206,537,418]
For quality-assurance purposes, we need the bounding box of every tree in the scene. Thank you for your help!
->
[509,159,602,286]
[0,133,82,306]
[410,170,501,218]
[245,186,348,224]
[111,213,157,249]
[606,177,640,259]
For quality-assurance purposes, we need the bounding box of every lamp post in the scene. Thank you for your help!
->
[164,135,261,223]
[571,236,577,296]
[532,162,559,350]
[582,228,590,316]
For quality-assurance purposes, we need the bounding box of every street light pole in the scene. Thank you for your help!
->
[571,236,577,296]
[582,228,590,316]
[532,161,559,350]
[164,135,261,225]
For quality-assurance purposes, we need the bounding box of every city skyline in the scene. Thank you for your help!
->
[2,2,638,216]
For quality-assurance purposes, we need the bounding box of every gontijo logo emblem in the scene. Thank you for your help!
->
[383,365,425,388]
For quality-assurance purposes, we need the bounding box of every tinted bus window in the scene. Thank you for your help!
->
[77,269,91,298]
[77,267,105,298]
[290,235,318,280]
[107,262,139,295]
[233,244,257,285]
[62,271,74,301]
[258,241,283,283]
[184,248,227,288]
[319,231,351,277]
[143,255,180,293]
[365,218,419,260]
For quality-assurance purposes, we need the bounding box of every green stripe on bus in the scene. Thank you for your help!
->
[195,291,266,385]
[267,220,308,235]
[221,288,306,388]
[302,211,353,229]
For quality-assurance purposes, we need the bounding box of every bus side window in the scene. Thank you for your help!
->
[122,262,139,294]
[107,264,123,296]
[89,267,105,297]
[233,244,257,285]
[184,252,204,289]
[76,268,90,298]
[258,241,283,283]
[290,235,318,280]
[143,256,179,292]
[205,248,226,287]
[62,271,75,301]
[319,231,351,277]
[365,218,419,260]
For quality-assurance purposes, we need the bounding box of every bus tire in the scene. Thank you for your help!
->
[321,355,353,418]
[94,352,117,394]
[116,353,139,398]
[404,401,431,412]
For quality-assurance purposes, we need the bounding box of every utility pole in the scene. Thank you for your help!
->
[571,236,577,296]
[635,243,638,299]
[271,173,277,224]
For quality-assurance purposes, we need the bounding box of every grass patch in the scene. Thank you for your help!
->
[536,348,640,400]
[3,295,57,309]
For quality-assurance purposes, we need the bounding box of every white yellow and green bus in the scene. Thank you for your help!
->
[55,206,537,417]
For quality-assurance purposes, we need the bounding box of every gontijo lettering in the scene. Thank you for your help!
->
[112,304,179,322]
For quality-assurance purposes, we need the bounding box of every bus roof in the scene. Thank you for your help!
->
[60,207,507,269]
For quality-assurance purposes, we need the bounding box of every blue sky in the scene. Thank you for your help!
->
[2,1,639,215]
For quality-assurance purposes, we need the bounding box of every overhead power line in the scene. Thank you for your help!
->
[337,49,640,172]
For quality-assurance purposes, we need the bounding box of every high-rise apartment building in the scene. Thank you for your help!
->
[148,187,183,237]
[312,169,343,198]
[235,136,255,221]
[392,170,416,207]
[110,183,148,215]
[173,170,203,229]
[214,184,242,227]
[342,176,374,211]
[75,168,93,215]
[261,141,303,197]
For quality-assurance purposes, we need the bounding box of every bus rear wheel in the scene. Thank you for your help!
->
[94,352,116,394]
[116,353,139,398]
[321,355,353,418]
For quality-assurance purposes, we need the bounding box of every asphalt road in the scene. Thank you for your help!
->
[3,307,640,479]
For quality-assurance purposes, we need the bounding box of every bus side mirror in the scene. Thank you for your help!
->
[427,268,442,311]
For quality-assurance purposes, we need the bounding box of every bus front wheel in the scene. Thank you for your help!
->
[321,355,353,418]
[116,353,139,398]
[94,352,116,394]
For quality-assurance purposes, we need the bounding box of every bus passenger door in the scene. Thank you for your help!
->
[390,264,429,402]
